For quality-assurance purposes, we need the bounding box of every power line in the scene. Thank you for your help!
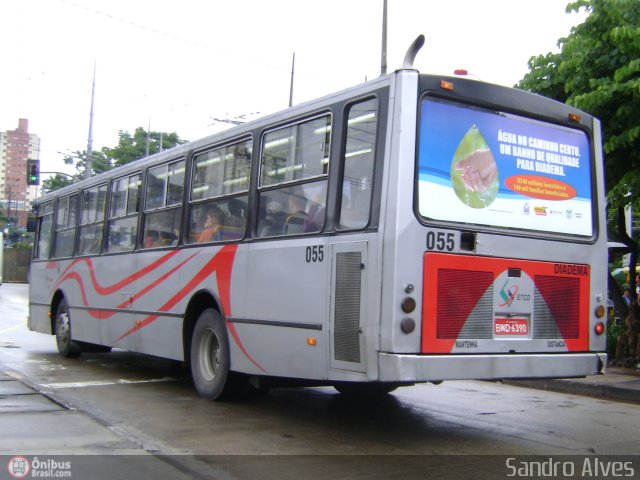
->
[58,0,212,50]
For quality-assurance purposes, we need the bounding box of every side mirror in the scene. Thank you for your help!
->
[26,215,37,233]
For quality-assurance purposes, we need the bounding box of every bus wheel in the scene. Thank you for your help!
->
[191,308,235,400]
[54,299,81,358]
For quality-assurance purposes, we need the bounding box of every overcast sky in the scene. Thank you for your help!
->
[1,0,587,179]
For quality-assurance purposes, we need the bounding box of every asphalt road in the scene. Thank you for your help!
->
[1,283,639,479]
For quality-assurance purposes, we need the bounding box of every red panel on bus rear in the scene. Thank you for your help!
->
[421,253,590,354]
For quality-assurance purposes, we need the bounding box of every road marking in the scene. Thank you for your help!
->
[0,323,23,335]
[40,377,177,389]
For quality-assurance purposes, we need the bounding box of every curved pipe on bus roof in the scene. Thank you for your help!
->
[402,34,425,69]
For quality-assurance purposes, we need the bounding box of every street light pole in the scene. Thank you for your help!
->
[86,63,96,180]
[380,0,388,76]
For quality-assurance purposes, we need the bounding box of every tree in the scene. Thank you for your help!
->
[517,0,640,364]
[62,127,187,180]
[41,174,75,195]
[104,128,186,168]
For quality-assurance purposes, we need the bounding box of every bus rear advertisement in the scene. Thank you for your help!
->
[28,66,608,400]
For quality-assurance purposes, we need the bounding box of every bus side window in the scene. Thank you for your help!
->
[34,202,55,260]
[107,173,140,253]
[142,160,184,249]
[338,98,378,230]
[187,139,251,244]
[78,185,107,256]
[257,116,330,238]
[53,194,78,258]
[189,196,248,243]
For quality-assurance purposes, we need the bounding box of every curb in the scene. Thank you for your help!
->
[505,377,640,405]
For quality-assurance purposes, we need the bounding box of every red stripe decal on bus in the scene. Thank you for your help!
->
[54,249,181,296]
[116,245,239,337]
[112,251,200,313]
[226,322,267,373]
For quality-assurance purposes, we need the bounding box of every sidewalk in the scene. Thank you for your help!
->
[0,367,214,479]
[507,366,640,404]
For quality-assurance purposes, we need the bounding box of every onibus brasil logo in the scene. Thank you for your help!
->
[7,456,72,478]
[7,456,30,479]
[499,279,519,307]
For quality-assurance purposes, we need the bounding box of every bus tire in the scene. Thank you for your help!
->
[54,299,82,358]
[190,308,235,400]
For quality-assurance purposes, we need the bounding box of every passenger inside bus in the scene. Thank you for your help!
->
[197,206,224,242]
[303,188,326,233]
[258,200,287,236]
[284,194,308,234]
[144,230,159,248]
[225,198,245,228]
[159,230,178,246]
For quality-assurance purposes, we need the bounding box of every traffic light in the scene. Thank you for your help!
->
[27,159,40,186]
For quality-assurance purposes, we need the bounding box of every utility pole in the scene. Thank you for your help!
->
[289,52,295,107]
[6,186,12,226]
[145,117,151,157]
[380,0,388,76]
[86,63,96,180]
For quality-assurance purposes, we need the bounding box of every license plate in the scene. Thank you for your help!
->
[494,317,529,336]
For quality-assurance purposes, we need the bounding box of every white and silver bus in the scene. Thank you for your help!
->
[28,61,608,400]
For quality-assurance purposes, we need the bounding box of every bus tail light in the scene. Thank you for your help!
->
[400,317,416,334]
[594,322,605,336]
[401,297,416,313]
[595,305,606,318]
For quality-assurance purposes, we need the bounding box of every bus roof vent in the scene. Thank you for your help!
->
[402,34,425,69]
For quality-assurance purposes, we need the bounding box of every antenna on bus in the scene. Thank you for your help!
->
[402,34,425,69]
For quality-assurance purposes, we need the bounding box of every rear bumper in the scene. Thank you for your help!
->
[378,352,606,382]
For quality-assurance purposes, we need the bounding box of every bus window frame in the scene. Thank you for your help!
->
[141,158,186,249]
[106,171,142,254]
[187,136,253,245]
[335,96,381,232]
[77,183,108,257]
[52,193,79,259]
[33,201,55,261]
[255,112,332,239]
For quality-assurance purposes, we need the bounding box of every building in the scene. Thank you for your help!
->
[0,119,40,228]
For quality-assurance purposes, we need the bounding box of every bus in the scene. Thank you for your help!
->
[28,50,608,400]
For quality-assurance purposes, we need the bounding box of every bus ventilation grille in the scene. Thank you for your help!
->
[534,275,579,339]
[334,251,362,363]
[435,270,581,340]
[436,269,494,339]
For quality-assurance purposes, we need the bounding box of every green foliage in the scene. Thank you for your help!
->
[58,128,188,190]
[607,316,624,355]
[517,0,640,213]
[41,173,75,195]
[103,128,187,168]
[10,242,33,249]
[519,1,640,364]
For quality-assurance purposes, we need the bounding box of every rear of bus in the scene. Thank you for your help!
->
[377,71,607,383]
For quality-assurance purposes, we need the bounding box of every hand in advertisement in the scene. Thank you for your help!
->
[454,149,498,193]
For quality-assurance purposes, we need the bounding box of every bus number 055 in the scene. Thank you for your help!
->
[426,231,455,252]
[306,245,324,263]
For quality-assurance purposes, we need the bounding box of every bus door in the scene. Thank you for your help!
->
[329,241,367,373]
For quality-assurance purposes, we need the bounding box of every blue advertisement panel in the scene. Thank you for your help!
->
[417,98,593,236]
